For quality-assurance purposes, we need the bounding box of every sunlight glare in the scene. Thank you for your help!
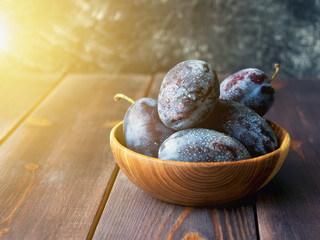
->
[0,16,11,51]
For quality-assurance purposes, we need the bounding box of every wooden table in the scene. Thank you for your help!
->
[0,72,319,239]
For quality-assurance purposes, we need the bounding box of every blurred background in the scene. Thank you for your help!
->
[1,0,320,77]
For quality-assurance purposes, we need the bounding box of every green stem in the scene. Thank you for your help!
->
[114,93,135,104]
[269,64,280,83]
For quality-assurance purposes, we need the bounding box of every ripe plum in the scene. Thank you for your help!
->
[220,64,279,116]
[200,99,278,157]
[123,98,175,158]
[158,128,251,162]
[158,60,220,130]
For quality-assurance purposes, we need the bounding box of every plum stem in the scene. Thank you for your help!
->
[269,64,280,83]
[114,93,135,104]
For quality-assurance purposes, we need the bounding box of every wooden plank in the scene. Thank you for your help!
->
[257,78,320,239]
[0,74,151,239]
[0,73,65,143]
[93,73,258,240]
[94,172,256,240]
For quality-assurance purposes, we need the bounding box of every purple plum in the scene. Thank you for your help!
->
[220,64,279,116]
[199,99,278,157]
[158,128,251,162]
[158,60,220,130]
[123,98,175,158]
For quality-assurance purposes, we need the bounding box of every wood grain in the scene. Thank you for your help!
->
[0,74,151,239]
[0,73,65,143]
[257,78,320,239]
[110,120,289,206]
[93,172,257,240]
[93,73,260,239]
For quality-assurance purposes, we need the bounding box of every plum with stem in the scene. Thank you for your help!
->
[220,64,280,116]
[115,94,175,158]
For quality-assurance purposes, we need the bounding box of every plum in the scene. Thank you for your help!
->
[220,64,279,116]
[158,60,220,130]
[123,97,175,158]
[158,128,251,162]
[199,99,278,157]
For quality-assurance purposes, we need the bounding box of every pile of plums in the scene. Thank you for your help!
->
[118,60,280,163]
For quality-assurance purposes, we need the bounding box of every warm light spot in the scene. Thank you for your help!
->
[25,163,39,170]
[182,232,205,240]
[0,15,11,51]
[290,140,302,150]
[26,117,54,126]
[101,120,121,128]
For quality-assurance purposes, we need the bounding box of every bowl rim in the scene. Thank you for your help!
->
[110,120,290,166]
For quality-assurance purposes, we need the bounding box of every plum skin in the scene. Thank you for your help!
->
[199,99,278,157]
[123,98,175,158]
[158,60,220,130]
[220,68,275,116]
[158,128,251,163]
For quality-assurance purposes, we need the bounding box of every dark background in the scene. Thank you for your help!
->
[1,0,320,78]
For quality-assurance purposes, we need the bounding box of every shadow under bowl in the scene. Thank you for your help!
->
[110,121,290,206]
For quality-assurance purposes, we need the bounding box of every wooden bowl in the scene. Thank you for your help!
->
[110,121,290,206]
